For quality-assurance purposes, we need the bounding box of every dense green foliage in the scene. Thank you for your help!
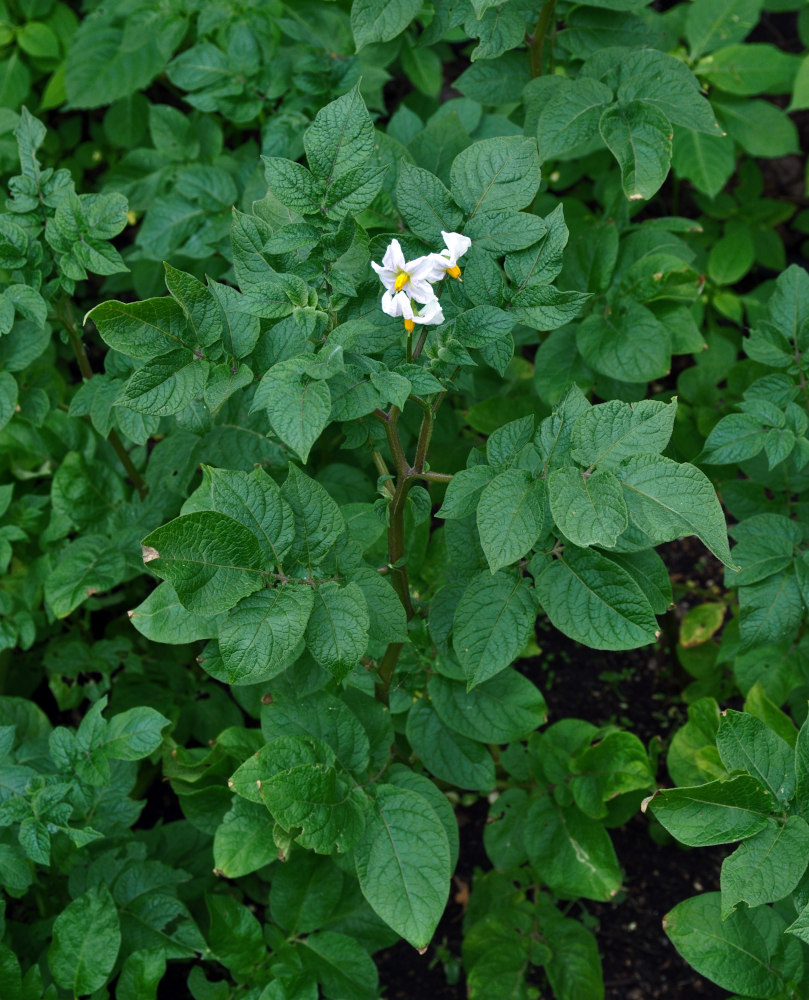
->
[0,0,808,997]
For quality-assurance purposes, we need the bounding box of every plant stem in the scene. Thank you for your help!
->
[57,298,148,500]
[529,0,556,77]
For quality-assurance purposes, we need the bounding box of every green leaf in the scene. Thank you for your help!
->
[305,582,369,680]
[45,536,127,619]
[17,22,60,60]
[477,470,545,572]
[452,571,537,688]
[351,0,422,49]
[104,706,169,760]
[715,96,799,157]
[465,211,546,254]
[686,0,764,58]
[263,763,367,853]
[0,372,18,433]
[571,731,654,820]
[116,948,166,1000]
[576,301,670,382]
[537,79,613,161]
[672,126,735,198]
[708,229,755,285]
[738,571,803,651]
[700,413,768,465]
[142,511,266,615]
[253,360,331,463]
[617,454,733,567]
[87,298,191,360]
[118,351,208,416]
[396,161,463,243]
[48,885,121,994]
[542,911,605,1000]
[648,774,773,846]
[263,156,324,214]
[406,700,496,791]
[298,932,379,1000]
[183,466,295,570]
[164,263,222,348]
[261,690,370,776]
[349,567,408,644]
[206,894,264,974]
[324,163,387,218]
[548,467,628,548]
[213,797,277,878]
[716,710,794,803]
[437,466,496,520]
[354,784,450,949]
[66,16,183,108]
[535,546,658,650]
[429,670,547,743]
[281,465,345,571]
[599,101,672,200]
[571,398,676,469]
[270,851,343,934]
[219,587,314,684]
[703,44,799,96]
[665,892,784,998]
[450,136,541,216]
[525,796,622,901]
[304,82,374,182]
[128,583,221,644]
[721,816,809,917]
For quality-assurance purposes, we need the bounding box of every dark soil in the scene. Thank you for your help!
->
[377,538,730,999]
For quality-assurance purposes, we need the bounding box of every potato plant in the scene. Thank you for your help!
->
[0,1,807,998]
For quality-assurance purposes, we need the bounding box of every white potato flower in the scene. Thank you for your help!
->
[371,238,436,305]
[381,290,444,331]
[423,231,471,282]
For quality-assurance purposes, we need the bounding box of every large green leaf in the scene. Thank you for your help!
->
[716,710,794,804]
[450,136,541,216]
[452,570,537,687]
[253,360,331,463]
[477,470,545,572]
[263,764,367,854]
[721,816,809,917]
[648,775,773,846]
[525,796,622,901]
[429,670,547,743]
[183,466,295,569]
[219,587,314,684]
[304,582,370,680]
[281,465,345,571]
[535,546,658,650]
[351,0,422,49]
[142,511,266,615]
[406,700,496,791]
[354,784,450,949]
[396,161,463,243]
[48,886,121,994]
[87,298,191,359]
[685,0,763,58]
[664,892,785,998]
[213,797,277,879]
[599,101,672,200]
[117,351,208,416]
[571,399,677,470]
[548,467,628,548]
[617,454,733,566]
[303,82,374,182]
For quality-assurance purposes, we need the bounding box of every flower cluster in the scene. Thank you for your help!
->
[372,231,471,332]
